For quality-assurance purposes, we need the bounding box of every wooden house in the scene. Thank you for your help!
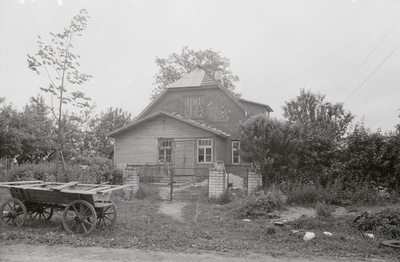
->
[108,65,272,176]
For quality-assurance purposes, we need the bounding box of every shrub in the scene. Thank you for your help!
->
[315,202,334,218]
[286,183,320,205]
[236,191,284,219]
[285,178,396,206]
[209,191,231,205]
[8,163,57,182]
[6,157,122,185]
[69,155,118,184]
[266,226,276,235]
[135,185,159,200]
[353,208,400,239]
[136,187,148,199]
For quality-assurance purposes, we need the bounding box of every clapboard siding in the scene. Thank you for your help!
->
[114,115,222,165]
[214,136,226,163]
[143,88,247,139]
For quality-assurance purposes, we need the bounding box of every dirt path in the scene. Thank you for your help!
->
[0,244,364,262]
[158,201,187,221]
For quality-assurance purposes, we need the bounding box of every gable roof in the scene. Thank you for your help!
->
[168,66,217,88]
[136,65,272,120]
[107,111,231,138]
[239,98,273,112]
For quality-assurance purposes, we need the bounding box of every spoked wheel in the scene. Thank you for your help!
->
[62,200,97,235]
[0,198,27,227]
[96,201,117,229]
[28,204,53,221]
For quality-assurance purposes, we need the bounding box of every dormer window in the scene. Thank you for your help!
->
[184,97,204,118]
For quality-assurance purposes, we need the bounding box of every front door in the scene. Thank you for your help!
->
[174,140,195,176]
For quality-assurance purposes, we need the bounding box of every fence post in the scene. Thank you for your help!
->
[169,163,173,201]
[208,167,226,198]
[123,167,140,196]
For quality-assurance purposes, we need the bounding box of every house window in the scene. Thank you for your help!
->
[232,141,240,164]
[185,97,204,118]
[158,140,172,163]
[197,139,212,163]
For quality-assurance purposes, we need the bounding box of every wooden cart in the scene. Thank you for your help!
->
[0,181,132,234]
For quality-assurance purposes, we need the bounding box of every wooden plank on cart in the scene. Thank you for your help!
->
[97,185,133,194]
[0,181,43,188]
[50,181,79,191]
[83,182,110,191]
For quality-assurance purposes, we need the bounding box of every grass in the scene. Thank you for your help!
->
[0,187,399,261]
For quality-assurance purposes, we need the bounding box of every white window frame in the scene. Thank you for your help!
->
[197,139,213,163]
[184,97,204,118]
[158,140,172,163]
[232,141,240,164]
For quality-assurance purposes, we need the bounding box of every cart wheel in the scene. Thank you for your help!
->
[28,204,53,221]
[96,201,117,229]
[62,200,97,234]
[0,198,27,227]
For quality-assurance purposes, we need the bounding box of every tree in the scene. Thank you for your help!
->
[152,46,240,100]
[91,107,132,157]
[18,95,55,163]
[0,99,23,160]
[27,9,92,178]
[282,88,354,183]
[239,115,301,187]
[283,88,353,139]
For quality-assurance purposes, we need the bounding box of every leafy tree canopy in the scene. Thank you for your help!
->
[152,46,240,100]
[239,114,301,187]
[283,88,354,139]
[27,9,92,177]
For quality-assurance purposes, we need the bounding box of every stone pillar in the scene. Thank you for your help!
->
[123,167,140,195]
[247,171,262,194]
[208,168,226,198]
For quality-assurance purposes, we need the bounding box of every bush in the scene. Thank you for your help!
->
[265,226,276,235]
[285,178,397,206]
[236,191,284,219]
[315,202,334,218]
[209,191,231,205]
[353,208,400,239]
[135,185,159,200]
[6,156,123,185]
[69,155,119,184]
[8,163,57,182]
[286,183,320,205]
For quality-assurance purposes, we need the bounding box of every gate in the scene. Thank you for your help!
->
[170,167,209,201]
[135,164,209,201]
[131,164,256,201]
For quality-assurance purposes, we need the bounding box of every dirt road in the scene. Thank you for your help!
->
[0,244,387,262]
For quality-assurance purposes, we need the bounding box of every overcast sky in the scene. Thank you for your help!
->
[1,0,399,132]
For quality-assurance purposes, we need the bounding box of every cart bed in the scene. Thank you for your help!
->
[0,181,130,208]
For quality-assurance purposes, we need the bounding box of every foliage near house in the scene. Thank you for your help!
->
[152,46,240,99]
[239,89,400,195]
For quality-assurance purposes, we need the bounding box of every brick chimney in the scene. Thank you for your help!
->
[214,69,224,86]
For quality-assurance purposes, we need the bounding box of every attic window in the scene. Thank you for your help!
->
[184,97,204,118]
